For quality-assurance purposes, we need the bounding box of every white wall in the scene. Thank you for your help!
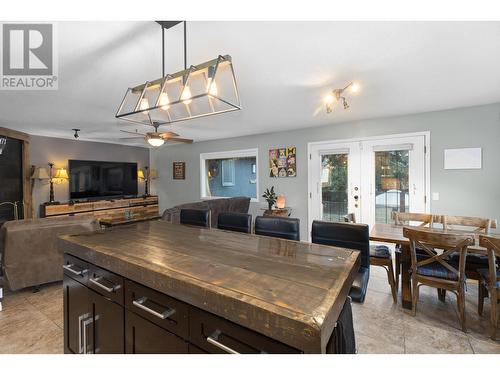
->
[151,103,500,239]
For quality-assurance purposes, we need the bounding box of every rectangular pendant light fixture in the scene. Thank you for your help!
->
[116,54,241,126]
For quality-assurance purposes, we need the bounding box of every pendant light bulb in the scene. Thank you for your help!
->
[159,92,170,110]
[207,77,218,96]
[181,85,192,105]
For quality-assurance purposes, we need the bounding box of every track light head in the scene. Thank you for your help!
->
[72,129,80,139]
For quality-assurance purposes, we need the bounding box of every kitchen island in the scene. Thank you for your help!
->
[59,220,359,354]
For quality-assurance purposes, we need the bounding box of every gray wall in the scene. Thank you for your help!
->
[30,135,149,216]
[151,103,500,239]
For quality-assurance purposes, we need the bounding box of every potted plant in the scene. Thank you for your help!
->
[262,186,277,210]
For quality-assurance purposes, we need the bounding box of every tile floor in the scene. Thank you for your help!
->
[0,265,499,354]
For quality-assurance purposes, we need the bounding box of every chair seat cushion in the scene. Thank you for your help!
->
[395,245,437,257]
[416,262,458,281]
[477,268,500,287]
[349,267,369,303]
[369,245,391,259]
[448,253,496,272]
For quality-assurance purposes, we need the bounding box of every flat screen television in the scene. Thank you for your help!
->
[69,160,138,200]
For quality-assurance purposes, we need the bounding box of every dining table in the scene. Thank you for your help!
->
[369,223,492,310]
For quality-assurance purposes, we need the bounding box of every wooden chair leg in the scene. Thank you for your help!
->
[478,283,486,316]
[438,288,446,303]
[491,289,498,341]
[395,250,401,292]
[387,261,397,304]
[411,279,419,316]
[457,288,467,333]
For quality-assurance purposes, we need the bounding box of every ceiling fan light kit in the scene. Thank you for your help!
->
[116,21,241,129]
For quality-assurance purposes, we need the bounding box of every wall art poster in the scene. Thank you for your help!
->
[269,147,296,178]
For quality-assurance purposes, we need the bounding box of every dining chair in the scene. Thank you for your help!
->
[392,212,435,291]
[477,235,500,340]
[254,216,300,241]
[179,208,211,228]
[312,220,370,303]
[403,227,474,332]
[217,212,252,234]
[442,215,497,283]
[344,213,396,303]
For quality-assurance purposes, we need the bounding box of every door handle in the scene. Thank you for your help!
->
[63,264,88,276]
[89,277,120,293]
[132,297,176,320]
[206,329,240,354]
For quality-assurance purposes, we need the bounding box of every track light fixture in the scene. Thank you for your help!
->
[325,82,360,114]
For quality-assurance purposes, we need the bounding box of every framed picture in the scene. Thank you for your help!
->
[269,146,296,178]
[173,162,186,180]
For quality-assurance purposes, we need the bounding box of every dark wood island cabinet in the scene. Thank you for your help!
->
[60,221,359,354]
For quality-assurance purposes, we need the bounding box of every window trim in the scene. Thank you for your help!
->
[200,148,259,202]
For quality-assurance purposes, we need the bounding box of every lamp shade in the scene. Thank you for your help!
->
[137,169,145,180]
[276,194,286,209]
[54,168,69,179]
[116,55,241,126]
[32,167,50,180]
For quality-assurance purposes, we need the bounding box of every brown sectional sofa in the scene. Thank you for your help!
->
[161,197,251,228]
[0,216,100,291]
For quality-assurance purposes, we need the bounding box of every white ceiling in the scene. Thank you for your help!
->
[1,21,500,147]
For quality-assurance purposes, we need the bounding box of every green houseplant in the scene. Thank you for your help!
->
[262,186,277,210]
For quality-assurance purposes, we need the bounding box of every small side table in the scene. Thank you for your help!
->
[262,208,292,217]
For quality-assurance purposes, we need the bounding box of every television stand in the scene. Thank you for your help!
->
[40,196,159,223]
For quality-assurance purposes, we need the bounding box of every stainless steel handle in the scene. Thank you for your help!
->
[78,313,91,354]
[206,330,240,354]
[132,297,176,320]
[89,277,120,293]
[63,264,88,276]
[83,317,93,354]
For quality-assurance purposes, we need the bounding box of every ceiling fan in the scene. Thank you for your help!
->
[120,123,193,147]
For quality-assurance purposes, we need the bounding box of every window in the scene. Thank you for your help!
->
[200,149,258,201]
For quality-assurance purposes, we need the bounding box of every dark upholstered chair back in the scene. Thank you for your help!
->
[180,209,210,228]
[254,216,300,241]
[312,221,370,268]
[217,212,252,234]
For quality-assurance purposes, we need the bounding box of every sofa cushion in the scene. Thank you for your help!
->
[162,197,251,227]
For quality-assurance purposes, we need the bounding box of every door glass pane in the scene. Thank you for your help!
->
[321,154,348,222]
[375,150,409,223]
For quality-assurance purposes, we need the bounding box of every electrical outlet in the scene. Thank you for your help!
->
[432,192,439,201]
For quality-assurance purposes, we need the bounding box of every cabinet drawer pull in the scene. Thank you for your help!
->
[89,277,120,293]
[63,264,88,276]
[206,330,240,354]
[132,297,176,320]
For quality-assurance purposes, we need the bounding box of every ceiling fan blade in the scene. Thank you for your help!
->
[120,129,146,136]
[119,137,145,140]
[159,131,179,138]
[167,137,193,144]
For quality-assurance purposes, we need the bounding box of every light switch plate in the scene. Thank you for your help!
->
[432,192,439,201]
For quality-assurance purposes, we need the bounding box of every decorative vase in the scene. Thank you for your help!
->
[276,194,285,209]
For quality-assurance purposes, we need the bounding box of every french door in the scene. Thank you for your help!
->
[309,133,428,231]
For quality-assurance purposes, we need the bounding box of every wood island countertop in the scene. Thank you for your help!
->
[59,220,359,353]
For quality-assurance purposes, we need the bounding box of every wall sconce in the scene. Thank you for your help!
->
[325,82,360,114]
